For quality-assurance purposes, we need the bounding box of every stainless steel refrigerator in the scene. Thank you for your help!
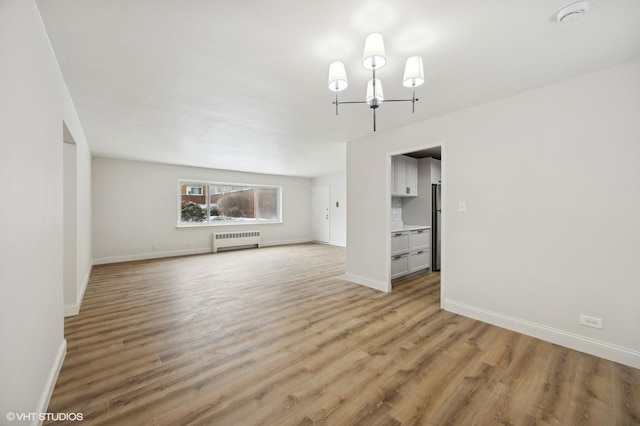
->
[431,184,441,271]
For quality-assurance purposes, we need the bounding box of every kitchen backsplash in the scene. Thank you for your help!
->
[391,197,403,229]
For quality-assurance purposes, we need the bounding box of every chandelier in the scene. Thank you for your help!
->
[328,33,425,131]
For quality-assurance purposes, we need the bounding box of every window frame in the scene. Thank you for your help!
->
[177,179,282,228]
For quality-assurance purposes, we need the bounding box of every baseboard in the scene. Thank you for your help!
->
[63,304,79,317]
[343,272,390,293]
[444,299,640,369]
[93,247,211,265]
[64,262,93,317]
[77,263,91,309]
[329,240,347,248]
[309,240,346,248]
[35,339,66,425]
[261,238,312,247]
[93,240,315,265]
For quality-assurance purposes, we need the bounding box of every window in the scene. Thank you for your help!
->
[186,186,203,196]
[179,180,281,226]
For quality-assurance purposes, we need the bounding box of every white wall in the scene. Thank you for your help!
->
[311,173,347,247]
[346,60,640,368]
[93,157,312,263]
[0,0,92,419]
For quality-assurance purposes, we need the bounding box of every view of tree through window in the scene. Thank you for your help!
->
[179,181,280,225]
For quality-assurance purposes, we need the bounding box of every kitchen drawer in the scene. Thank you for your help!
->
[409,249,430,273]
[409,229,430,251]
[391,231,410,255]
[391,254,409,279]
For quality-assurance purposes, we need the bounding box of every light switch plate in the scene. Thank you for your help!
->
[458,201,467,213]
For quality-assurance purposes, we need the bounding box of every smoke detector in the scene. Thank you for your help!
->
[557,1,589,23]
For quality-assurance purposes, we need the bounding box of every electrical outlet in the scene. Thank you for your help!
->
[579,314,603,329]
[187,241,194,246]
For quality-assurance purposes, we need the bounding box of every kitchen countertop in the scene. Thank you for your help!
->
[391,225,431,232]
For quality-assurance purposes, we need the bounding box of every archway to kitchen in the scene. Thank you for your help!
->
[388,142,444,302]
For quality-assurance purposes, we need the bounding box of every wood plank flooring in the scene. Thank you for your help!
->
[46,243,640,425]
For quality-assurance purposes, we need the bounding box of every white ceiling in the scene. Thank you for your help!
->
[36,0,640,178]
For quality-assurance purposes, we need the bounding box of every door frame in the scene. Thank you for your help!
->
[386,141,446,307]
[63,122,79,316]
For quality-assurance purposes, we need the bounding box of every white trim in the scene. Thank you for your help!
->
[260,238,312,247]
[93,239,314,265]
[64,303,79,317]
[64,263,92,317]
[439,143,446,308]
[309,240,346,247]
[93,247,211,265]
[35,339,66,426]
[343,272,390,293]
[177,220,283,229]
[444,299,640,369]
[77,263,90,310]
[386,141,446,296]
[385,155,392,283]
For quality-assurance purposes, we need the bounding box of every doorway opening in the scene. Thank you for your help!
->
[389,144,444,302]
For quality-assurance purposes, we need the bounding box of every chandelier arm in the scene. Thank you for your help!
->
[335,98,418,104]
[380,98,420,103]
[333,100,369,105]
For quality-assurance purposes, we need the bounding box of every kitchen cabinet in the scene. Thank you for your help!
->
[429,158,441,184]
[391,254,409,279]
[391,155,418,197]
[409,249,430,273]
[390,226,431,279]
[391,231,409,256]
[402,157,440,231]
[409,229,429,250]
[405,157,418,195]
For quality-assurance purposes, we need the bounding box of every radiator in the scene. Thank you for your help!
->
[212,231,261,253]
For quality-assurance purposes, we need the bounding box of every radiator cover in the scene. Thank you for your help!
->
[212,231,262,253]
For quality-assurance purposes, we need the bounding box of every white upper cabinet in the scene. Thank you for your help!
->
[430,158,441,184]
[391,155,418,197]
[392,155,405,195]
[405,157,418,195]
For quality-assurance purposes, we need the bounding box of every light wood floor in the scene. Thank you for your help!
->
[47,243,639,425]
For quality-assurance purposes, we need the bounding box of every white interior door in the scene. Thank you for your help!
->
[312,185,330,243]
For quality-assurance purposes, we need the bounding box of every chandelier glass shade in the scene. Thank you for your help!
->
[362,33,386,70]
[366,79,384,105]
[328,33,424,131]
[327,61,348,92]
[402,56,424,88]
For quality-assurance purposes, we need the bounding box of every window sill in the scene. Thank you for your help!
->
[177,221,282,229]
